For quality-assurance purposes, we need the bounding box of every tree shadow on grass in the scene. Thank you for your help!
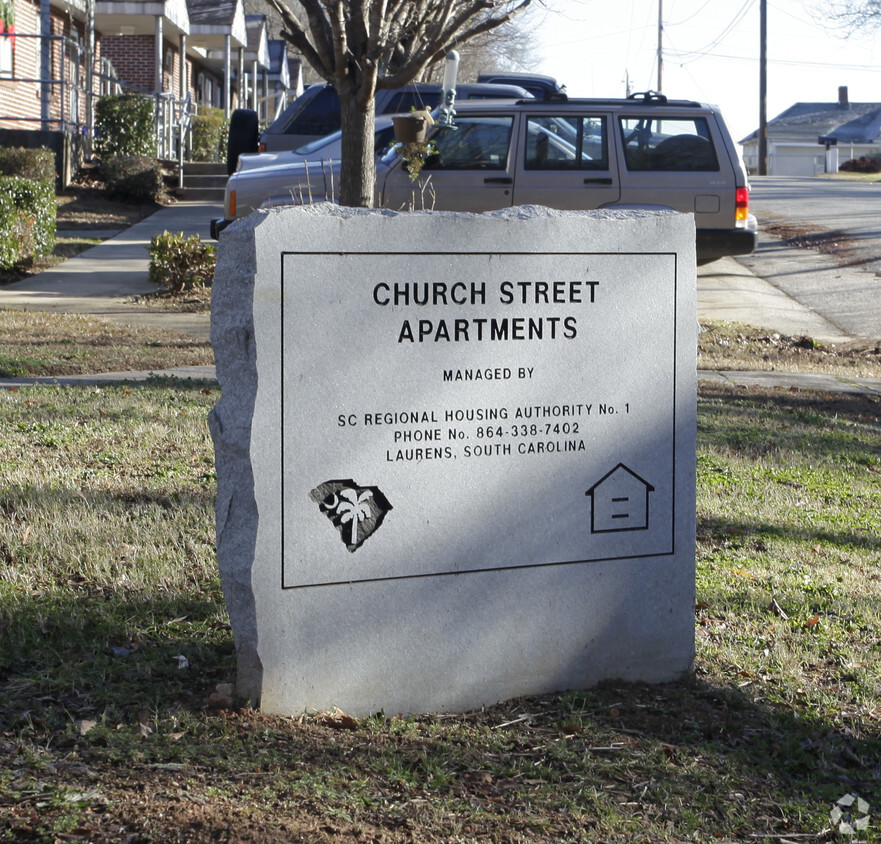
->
[698,382,881,463]
[0,479,226,727]
[0,587,234,723]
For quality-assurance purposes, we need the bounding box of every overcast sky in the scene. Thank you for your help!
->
[530,0,881,145]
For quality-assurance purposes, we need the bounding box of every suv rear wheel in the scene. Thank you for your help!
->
[227,109,259,174]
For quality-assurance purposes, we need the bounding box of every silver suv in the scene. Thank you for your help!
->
[214,92,756,263]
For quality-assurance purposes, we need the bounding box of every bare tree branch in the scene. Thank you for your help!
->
[828,0,881,34]
[380,0,533,88]
[267,0,334,77]
[262,0,539,206]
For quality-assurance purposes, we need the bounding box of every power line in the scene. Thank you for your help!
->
[665,49,881,72]
[668,0,755,62]
[666,0,715,27]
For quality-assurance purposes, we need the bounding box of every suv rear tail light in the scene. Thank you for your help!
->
[735,186,749,224]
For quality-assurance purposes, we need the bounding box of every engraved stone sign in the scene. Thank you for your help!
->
[210,204,697,716]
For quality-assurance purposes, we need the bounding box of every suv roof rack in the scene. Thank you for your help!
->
[511,94,703,109]
[628,91,668,103]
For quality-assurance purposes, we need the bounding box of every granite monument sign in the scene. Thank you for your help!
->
[210,204,697,716]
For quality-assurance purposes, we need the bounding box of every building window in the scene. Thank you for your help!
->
[0,8,13,78]
[0,35,12,77]
[163,47,174,90]
[198,72,214,105]
[0,0,14,78]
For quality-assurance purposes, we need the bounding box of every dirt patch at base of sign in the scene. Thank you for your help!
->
[697,321,881,379]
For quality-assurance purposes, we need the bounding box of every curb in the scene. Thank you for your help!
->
[700,369,881,397]
[0,366,217,389]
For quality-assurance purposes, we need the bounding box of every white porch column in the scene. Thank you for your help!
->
[179,34,187,100]
[224,34,232,117]
[155,16,164,92]
[237,47,244,102]
[40,0,52,129]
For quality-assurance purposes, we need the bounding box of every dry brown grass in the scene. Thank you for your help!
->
[0,309,212,377]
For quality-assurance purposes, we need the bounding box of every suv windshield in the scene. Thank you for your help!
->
[284,86,341,138]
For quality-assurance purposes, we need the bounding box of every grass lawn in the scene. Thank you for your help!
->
[0,310,213,378]
[0,311,878,381]
[0,371,879,842]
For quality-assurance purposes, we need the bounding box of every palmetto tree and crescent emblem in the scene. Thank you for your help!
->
[309,479,393,553]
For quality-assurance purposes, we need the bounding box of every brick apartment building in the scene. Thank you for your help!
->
[0,0,298,184]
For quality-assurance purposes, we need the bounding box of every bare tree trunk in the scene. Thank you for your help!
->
[338,85,376,208]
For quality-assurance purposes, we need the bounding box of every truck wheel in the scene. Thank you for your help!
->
[227,109,259,174]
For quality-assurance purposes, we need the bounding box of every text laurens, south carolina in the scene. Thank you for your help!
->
[372,280,600,344]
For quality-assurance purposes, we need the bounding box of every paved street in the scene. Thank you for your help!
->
[750,176,881,258]
[732,175,881,339]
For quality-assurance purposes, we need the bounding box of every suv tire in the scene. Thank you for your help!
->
[227,109,259,175]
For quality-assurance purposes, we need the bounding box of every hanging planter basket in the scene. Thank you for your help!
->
[393,112,432,144]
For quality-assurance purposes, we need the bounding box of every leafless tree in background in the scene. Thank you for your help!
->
[421,5,542,84]
[824,0,881,35]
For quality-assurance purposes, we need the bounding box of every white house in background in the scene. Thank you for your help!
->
[741,86,881,176]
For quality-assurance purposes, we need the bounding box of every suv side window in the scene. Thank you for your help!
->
[619,116,719,171]
[524,116,608,170]
[423,116,514,170]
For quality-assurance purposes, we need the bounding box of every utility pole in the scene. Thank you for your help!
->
[758,0,768,175]
[657,0,663,92]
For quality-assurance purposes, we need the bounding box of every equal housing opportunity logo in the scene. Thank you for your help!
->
[830,793,870,838]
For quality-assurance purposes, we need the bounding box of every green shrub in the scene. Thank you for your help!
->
[0,146,56,182]
[94,94,157,159]
[191,107,229,162]
[840,155,881,173]
[0,176,56,270]
[101,156,164,202]
[148,230,216,292]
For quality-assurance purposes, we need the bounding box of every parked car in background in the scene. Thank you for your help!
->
[214,92,757,264]
[226,80,545,172]
[234,117,398,173]
[475,72,566,99]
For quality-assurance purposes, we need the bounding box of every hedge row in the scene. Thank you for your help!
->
[94,95,157,159]
[0,147,56,270]
[0,146,56,182]
[191,106,229,163]
[101,155,164,203]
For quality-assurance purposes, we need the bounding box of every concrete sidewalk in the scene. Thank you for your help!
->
[1,201,221,340]
[1,204,879,396]
[696,256,852,345]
